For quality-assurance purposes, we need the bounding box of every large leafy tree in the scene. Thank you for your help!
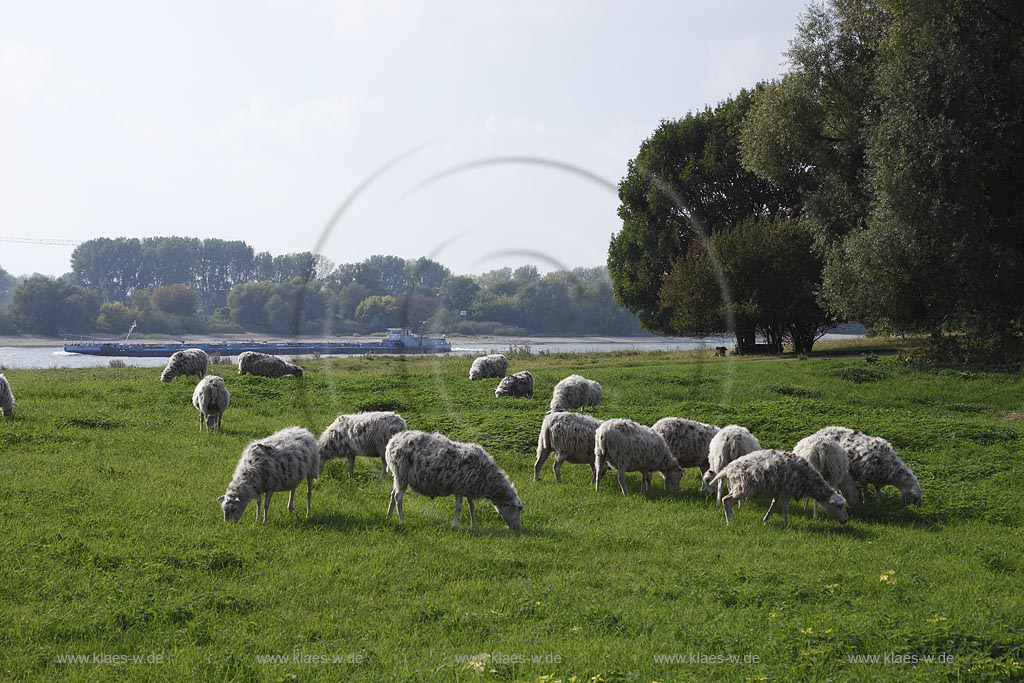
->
[11,275,99,334]
[608,87,800,332]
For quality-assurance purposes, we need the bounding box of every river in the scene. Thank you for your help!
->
[0,328,865,370]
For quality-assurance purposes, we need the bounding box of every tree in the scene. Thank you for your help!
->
[659,217,831,353]
[355,295,400,329]
[70,237,143,303]
[406,257,451,297]
[97,302,135,332]
[439,276,480,313]
[151,285,200,318]
[608,88,800,332]
[10,275,99,335]
[0,266,16,307]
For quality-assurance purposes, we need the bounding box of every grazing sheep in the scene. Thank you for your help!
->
[594,418,682,496]
[549,374,603,413]
[534,411,603,483]
[706,449,849,527]
[318,411,407,478]
[160,348,209,382]
[495,371,535,398]
[714,346,727,357]
[813,426,922,506]
[192,375,230,432]
[652,417,720,479]
[469,354,508,380]
[0,373,14,417]
[702,425,762,505]
[237,351,303,378]
[218,426,319,523]
[793,434,849,519]
[385,430,523,531]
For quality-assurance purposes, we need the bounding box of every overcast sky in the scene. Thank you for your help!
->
[1,0,808,278]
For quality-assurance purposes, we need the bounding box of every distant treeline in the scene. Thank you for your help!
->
[0,237,643,337]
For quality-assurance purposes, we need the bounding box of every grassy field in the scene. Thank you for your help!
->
[1,349,1023,682]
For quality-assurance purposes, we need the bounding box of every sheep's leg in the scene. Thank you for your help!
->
[255,495,262,522]
[617,469,629,497]
[468,498,476,526]
[395,486,406,519]
[306,475,313,517]
[722,494,736,523]
[554,454,566,483]
[812,500,819,520]
[641,471,652,494]
[534,445,551,481]
[763,498,777,523]
[716,479,724,507]
[348,456,356,478]
[263,491,273,522]
[453,495,463,530]
[379,456,387,480]
[386,489,398,520]
[588,463,597,484]
[594,461,605,492]
[287,489,296,514]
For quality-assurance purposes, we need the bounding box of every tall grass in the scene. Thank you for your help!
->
[0,352,1022,682]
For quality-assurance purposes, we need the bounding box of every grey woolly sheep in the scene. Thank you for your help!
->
[793,434,849,519]
[192,375,230,432]
[534,411,603,483]
[219,426,319,523]
[237,351,303,378]
[594,418,682,496]
[702,425,762,505]
[495,371,534,398]
[318,411,407,478]
[469,354,508,380]
[160,348,209,382]
[385,430,523,531]
[652,417,720,479]
[706,449,849,527]
[813,426,922,506]
[548,374,603,412]
[0,373,14,417]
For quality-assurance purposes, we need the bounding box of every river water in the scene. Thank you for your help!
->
[0,329,865,370]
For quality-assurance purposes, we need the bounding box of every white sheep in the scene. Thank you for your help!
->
[495,371,534,398]
[702,425,762,505]
[160,348,210,382]
[706,449,849,527]
[549,374,603,413]
[219,426,319,523]
[813,426,922,506]
[192,375,230,432]
[793,434,849,519]
[469,354,508,380]
[237,351,303,378]
[652,417,720,480]
[0,373,15,417]
[594,418,682,496]
[385,430,523,531]
[318,411,407,478]
[534,411,603,483]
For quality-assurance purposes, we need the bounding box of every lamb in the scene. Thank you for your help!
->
[219,426,319,523]
[702,425,762,505]
[160,348,209,382]
[594,418,683,496]
[237,351,304,378]
[813,426,922,506]
[706,449,849,527]
[385,430,523,531]
[0,373,14,417]
[495,371,534,398]
[191,375,230,432]
[318,411,407,478]
[534,411,603,483]
[793,434,849,519]
[652,417,720,480]
[548,374,603,413]
[469,354,508,380]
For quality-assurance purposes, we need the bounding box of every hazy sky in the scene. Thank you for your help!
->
[1,1,808,278]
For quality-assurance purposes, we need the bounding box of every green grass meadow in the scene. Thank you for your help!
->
[1,350,1023,681]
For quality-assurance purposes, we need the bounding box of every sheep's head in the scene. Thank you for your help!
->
[291,366,304,378]
[661,466,683,492]
[820,491,849,524]
[219,495,248,522]
[494,495,523,533]
[901,481,922,506]
[700,469,717,494]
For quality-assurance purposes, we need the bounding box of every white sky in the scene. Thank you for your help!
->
[0,0,807,278]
